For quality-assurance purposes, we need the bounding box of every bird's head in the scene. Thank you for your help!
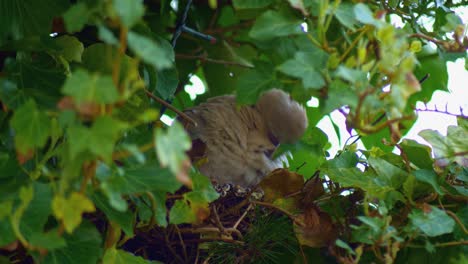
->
[256,89,308,144]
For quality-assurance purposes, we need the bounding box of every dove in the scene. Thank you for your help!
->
[181,88,308,187]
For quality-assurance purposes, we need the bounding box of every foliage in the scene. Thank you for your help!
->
[0,0,467,263]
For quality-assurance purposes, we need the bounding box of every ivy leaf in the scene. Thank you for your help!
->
[182,173,220,223]
[68,116,124,162]
[52,192,96,233]
[368,157,408,189]
[335,3,359,30]
[155,67,179,100]
[98,25,119,45]
[103,247,161,264]
[323,80,358,114]
[399,139,433,170]
[113,0,144,28]
[42,221,103,264]
[53,35,84,63]
[20,183,54,246]
[10,100,51,154]
[419,126,468,165]
[354,3,379,26]
[232,0,274,9]
[169,200,196,225]
[62,69,119,105]
[63,2,89,33]
[277,50,328,89]
[0,0,69,41]
[249,10,303,40]
[155,122,191,176]
[127,32,174,70]
[409,206,455,237]
[28,230,66,250]
[236,61,277,104]
[413,169,444,195]
[92,192,134,236]
[185,173,219,204]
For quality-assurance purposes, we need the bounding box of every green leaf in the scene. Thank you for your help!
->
[351,216,387,244]
[10,100,51,153]
[0,0,69,41]
[232,0,274,9]
[63,2,89,33]
[92,192,134,236]
[53,35,84,62]
[68,116,124,162]
[323,80,358,114]
[0,79,25,109]
[20,183,53,243]
[249,10,304,40]
[169,200,196,225]
[113,0,145,28]
[185,172,220,205]
[419,126,468,165]
[335,239,355,255]
[28,230,66,250]
[335,66,367,85]
[368,156,408,189]
[399,139,433,170]
[5,54,66,108]
[353,3,378,26]
[127,31,174,70]
[236,61,277,104]
[43,221,103,264]
[98,25,119,45]
[278,50,328,89]
[155,122,191,176]
[413,169,444,195]
[103,247,161,264]
[52,192,96,233]
[62,69,119,104]
[409,206,455,237]
[0,219,15,246]
[412,53,448,104]
[335,3,359,30]
[326,151,358,168]
[100,164,181,212]
[155,67,179,100]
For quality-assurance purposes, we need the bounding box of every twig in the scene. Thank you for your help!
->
[446,210,468,235]
[176,54,254,68]
[174,225,188,262]
[409,33,446,46]
[233,204,253,229]
[164,229,185,263]
[211,205,225,234]
[144,88,197,126]
[112,26,128,92]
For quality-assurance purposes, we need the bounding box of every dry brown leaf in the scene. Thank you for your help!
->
[259,168,304,203]
[294,205,337,248]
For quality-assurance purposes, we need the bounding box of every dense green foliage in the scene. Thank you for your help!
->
[0,0,467,263]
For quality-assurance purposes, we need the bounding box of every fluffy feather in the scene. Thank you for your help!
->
[182,89,307,187]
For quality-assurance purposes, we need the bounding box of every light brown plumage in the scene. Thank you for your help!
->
[182,89,308,187]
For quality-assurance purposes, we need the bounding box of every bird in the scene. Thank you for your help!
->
[181,88,308,187]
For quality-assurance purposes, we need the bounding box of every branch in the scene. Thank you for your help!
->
[176,54,254,68]
[409,33,446,46]
[143,88,197,126]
